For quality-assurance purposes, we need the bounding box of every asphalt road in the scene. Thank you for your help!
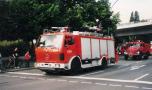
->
[0,56,152,90]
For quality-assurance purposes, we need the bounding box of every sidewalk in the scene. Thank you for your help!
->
[0,56,35,73]
[7,67,35,72]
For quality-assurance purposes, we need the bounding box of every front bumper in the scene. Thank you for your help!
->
[35,63,69,70]
[124,52,140,57]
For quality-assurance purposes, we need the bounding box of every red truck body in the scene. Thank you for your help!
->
[123,40,150,60]
[34,27,118,73]
[150,41,152,55]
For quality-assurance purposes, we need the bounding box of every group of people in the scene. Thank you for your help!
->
[0,47,34,72]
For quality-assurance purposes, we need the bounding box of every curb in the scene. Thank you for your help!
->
[2,67,36,72]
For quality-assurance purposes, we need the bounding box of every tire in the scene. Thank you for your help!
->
[70,59,81,75]
[132,56,137,60]
[124,55,128,60]
[143,53,149,59]
[45,71,52,75]
[101,59,108,69]
[137,55,142,60]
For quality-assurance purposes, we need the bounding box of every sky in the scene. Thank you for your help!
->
[109,0,152,23]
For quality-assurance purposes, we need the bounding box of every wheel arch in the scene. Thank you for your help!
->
[100,56,108,65]
[68,56,81,70]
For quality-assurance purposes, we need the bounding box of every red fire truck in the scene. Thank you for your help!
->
[34,27,118,73]
[123,40,150,60]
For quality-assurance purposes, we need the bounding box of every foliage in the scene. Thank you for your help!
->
[129,11,140,23]
[134,11,140,23]
[108,12,120,36]
[0,40,28,57]
[0,0,120,41]
[130,12,134,22]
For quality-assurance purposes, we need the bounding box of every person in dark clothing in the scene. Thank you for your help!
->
[27,43,36,67]
[12,47,19,68]
[29,44,36,62]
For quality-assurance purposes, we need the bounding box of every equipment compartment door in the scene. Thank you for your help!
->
[107,40,115,58]
[81,38,91,59]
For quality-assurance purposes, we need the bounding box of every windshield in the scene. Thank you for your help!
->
[38,35,63,48]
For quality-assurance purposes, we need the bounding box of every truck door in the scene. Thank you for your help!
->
[64,36,75,62]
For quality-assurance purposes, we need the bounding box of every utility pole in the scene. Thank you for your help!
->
[111,0,119,8]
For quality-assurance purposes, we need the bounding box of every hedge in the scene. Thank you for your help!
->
[0,40,29,57]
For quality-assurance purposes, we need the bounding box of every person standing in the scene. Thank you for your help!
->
[24,51,31,67]
[12,47,19,68]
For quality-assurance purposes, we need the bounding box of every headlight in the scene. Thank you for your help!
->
[137,51,140,54]
[124,51,128,54]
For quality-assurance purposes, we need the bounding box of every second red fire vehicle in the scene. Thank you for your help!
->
[123,40,150,60]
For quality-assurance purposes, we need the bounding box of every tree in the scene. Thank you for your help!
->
[134,11,140,23]
[130,11,134,22]
[129,11,140,23]
[111,12,120,35]
[0,0,9,40]
[8,0,61,41]
[4,0,119,41]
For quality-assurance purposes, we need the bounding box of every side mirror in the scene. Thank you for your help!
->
[33,39,36,45]
[68,39,74,45]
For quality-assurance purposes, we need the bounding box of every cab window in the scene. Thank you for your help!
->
[65,36,74,46]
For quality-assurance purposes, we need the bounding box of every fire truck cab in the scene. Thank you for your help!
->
[123,40,150,60]
[35,27,118,73]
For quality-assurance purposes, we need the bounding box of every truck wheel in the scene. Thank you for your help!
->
[70,59,81,75]
[143,54,149,59]
[124,55,128,60]
[133,56,138,60]
[137,55,142,60]
[101,59,108,69]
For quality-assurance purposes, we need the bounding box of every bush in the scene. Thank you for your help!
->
[0,40,28,57]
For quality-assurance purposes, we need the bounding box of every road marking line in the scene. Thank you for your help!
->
[125,85,139,88]
[80,71,104,76]
[118,65,128,69]
[11,76,20,78]
[8,72,45,76]
[136,61,142,63]
[57,79,67,82]
[37,78,46,80]
[81,81,92,84]
[95,83,107,86]
[142,87,152,90]
[0,75,21,78]
[47,79,56,81]
[69,81,78,83]
[66,76,152,84]
[109,84,122,87]
[134,74,149,81]
[130,65,146,70]
[19,76,27,79]
[5,72,152,85]
[0,75,10,77]
[26,77,37,80]
[0,74,38,80]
